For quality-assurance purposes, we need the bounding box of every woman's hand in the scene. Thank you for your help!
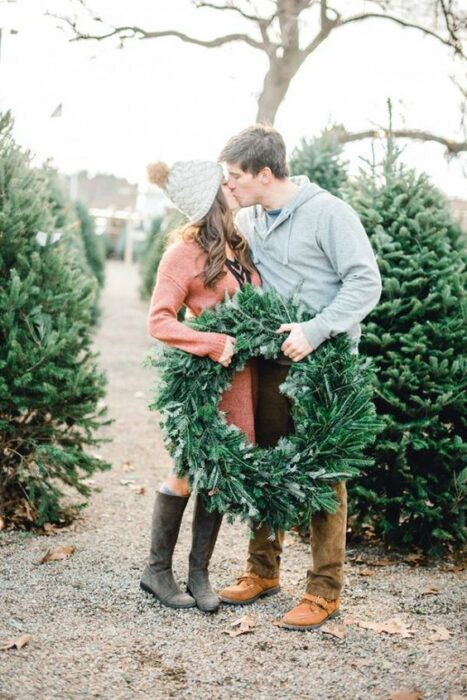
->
[218,335,236,367]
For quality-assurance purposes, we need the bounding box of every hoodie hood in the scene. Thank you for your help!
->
[253,175,325,224]
[255,176,326,264]
[287,175,325,211]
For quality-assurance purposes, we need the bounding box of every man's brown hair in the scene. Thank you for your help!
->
[219,124,289,179]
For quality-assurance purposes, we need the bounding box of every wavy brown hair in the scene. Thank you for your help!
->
[180,188,257,289]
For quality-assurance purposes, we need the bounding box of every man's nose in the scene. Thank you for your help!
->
[227,179,235,190]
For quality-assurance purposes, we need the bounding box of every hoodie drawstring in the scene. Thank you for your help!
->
[282,211,294,265]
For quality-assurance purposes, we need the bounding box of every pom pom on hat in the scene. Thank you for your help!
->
[147,161,170,188]
[147,159,223,223]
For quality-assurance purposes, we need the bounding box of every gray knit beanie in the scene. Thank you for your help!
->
[147,160,223,222]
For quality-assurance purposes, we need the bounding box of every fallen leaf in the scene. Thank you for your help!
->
[37,545,75,564]
[358,568,376,577]
[356,618,414,638]
[321,622,346,640]
[403,553,425,566]
[0,634,32,651]
[371,559,394,567]
[0,515,5,530]
[388,691,424,700]
[128,484,146,495]
[122,461,135,472]
[119,478,136,486]
[81,478,96,487]
[41,523,59,536]
[420,587,440,596]
[14,499,35,523]
[226,614,255,638]
[428,625,450,641]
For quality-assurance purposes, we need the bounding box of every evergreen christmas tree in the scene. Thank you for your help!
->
[347,139,467,555]
[0,112,110,528]
[144,215,163,254]
[75,201,105,290]
[140,209,187,301]
[140,216,165,301]
[289,128,348,196]
[39,166,101,324]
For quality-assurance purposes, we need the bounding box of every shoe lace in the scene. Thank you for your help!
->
[300,594,330,612]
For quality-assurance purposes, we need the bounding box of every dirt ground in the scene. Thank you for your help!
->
[1,261,466,700]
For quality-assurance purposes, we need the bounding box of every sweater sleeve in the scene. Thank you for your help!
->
[301,200,382,350]
[147,247,228,362]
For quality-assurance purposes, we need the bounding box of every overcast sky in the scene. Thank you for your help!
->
[0,0,465,196]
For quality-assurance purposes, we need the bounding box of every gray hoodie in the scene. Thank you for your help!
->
[235,176,382,352]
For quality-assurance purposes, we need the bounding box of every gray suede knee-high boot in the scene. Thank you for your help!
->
[140,491,195,609]
[187,495,223,613]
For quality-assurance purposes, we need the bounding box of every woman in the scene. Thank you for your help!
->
[140,160,260,613]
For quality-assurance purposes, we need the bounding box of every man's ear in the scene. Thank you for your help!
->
[258,167,273,185]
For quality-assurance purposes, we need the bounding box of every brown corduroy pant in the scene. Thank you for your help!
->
[245,358,347,600]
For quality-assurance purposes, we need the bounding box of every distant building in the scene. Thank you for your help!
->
[62,171,169,260]
[64,171,138,211]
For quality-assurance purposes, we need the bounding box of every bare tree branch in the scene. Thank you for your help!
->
[336,12,465,58]
[449,73,467,140]
[53,13,265,50]
[53,0,467,129]
[331,125,467,155]
[450,74,467,99]
[439,0,466,55]
[193,1,273,24]
[320,0,328,27]
[360,0,391,9]
[301,28,331,57]
[193,0,278,50]
[324,5,342,23]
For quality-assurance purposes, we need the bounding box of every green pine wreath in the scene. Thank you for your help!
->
[148,284,382,531]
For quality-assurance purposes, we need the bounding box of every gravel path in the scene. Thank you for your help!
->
[1,261,466,700]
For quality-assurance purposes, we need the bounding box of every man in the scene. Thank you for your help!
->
[218,124,382,631]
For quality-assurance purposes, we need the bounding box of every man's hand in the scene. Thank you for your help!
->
[218,335,236,367]
[277,323,314,362]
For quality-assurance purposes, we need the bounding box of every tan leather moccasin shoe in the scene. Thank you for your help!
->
[280,593,340,630]
[220,572,280,605]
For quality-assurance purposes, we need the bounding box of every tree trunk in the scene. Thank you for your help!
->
[256,53,303,124]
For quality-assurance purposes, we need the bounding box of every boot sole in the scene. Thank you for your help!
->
[140,581,196,609]
[220,586,281,606]
[280,609,340,631]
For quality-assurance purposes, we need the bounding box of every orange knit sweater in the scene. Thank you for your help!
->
[148,239,261,443]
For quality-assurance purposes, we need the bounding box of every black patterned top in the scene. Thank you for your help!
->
[225,258,252,287]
